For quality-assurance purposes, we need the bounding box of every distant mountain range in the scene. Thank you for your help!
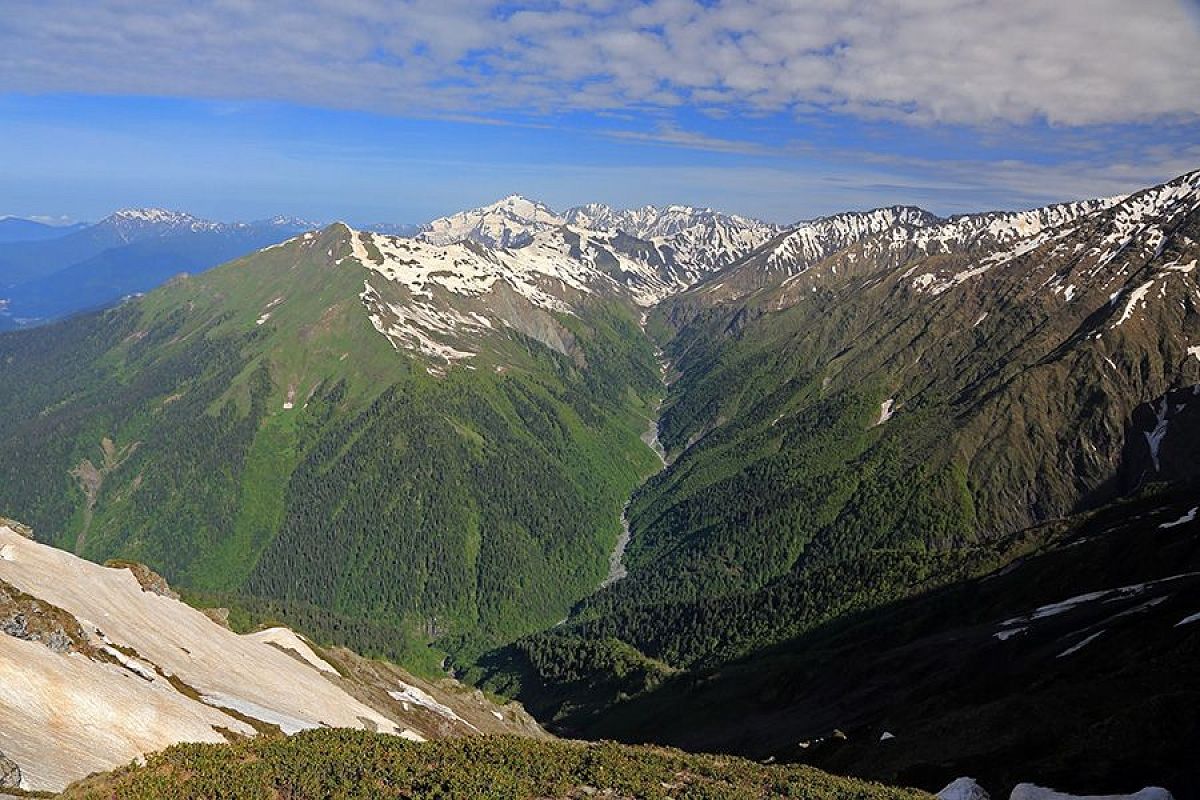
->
[0,217,89,244]
[0,209,322,329]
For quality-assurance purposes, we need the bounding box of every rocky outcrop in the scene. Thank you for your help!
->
[104,559,180,600]
[0,518,32,539]
[0,578,93,655]
[1010,784,1173,800]
[938,778,990,800]
[0,750,20,789]
[939,779,1175,800]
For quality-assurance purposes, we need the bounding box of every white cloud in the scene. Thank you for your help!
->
[1,0,1197,126]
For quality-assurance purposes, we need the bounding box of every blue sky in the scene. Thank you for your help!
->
[1,0,1199,225]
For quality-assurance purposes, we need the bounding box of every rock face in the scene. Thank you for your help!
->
[0,750,20,789]
[105,559,180,600]
[938,778,990,800]
[0,578,92,654]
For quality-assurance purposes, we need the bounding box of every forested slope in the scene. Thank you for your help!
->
[0,224,663,666]
[474,170,1200,727]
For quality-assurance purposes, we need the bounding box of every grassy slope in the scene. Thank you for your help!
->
[58,730,929,800]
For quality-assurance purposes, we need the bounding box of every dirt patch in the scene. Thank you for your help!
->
[70,438,139,553]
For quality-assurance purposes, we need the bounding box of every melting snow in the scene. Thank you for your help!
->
[200,692,317,735]
[875,399,896,425]
[1056,630,1104,658]
[388,681,479,732]
[99,643,157,681]
[1144,398,1170,472]
[246,627,337,675]
[1112,280,1154,328]
[0,524,408,790]
[1159,507,1198,529]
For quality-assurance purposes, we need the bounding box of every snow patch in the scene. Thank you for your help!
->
[246,627,338,675]
[994,626,1026,641]
[1112,280,1155,328]
[875,399,896,426]
[200,692,317,735]
[100,645,157,680]
[1144,398,1169,472]
[388,681,479,732]
[1056,630,1104,658]
[1159,507,1197,529]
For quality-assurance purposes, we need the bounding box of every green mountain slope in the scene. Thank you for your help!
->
[0,224,662,666]
[582,487,1200,798]
[474,170,1200,725]
[57,729,928,800]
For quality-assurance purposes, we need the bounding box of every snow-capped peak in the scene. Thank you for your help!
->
[562,202,780,272]
[107,207,205,225]
[417,195,565,248]
[100,208,223,241]
[263,215,322,229]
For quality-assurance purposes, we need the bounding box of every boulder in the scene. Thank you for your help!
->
[1010,784,1173,800]
[938,777,990,800]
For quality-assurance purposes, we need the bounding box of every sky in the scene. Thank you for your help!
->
[1,0,1199,226]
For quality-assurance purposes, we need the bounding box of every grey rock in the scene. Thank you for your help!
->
[938,777,991,800]
[0,750,21,789]
[1010,785,1174,800]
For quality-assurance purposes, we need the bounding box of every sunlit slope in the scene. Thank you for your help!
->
[0,224,662,666]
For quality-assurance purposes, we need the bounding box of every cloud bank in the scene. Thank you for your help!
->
[2,0,1197,126]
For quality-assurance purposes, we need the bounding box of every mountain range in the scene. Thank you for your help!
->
[0,170,1197,797]
[0,217,89,244]
[0,209,317,329]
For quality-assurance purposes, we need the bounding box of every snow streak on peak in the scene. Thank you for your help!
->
[563,202,780,273]
[904,170,1199,298]
[108,207,203,224]
[415,195,778,274]
[341,220,712,366]
[99,208,224,242]
[764,205,937,274]
[98,209,319,245]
